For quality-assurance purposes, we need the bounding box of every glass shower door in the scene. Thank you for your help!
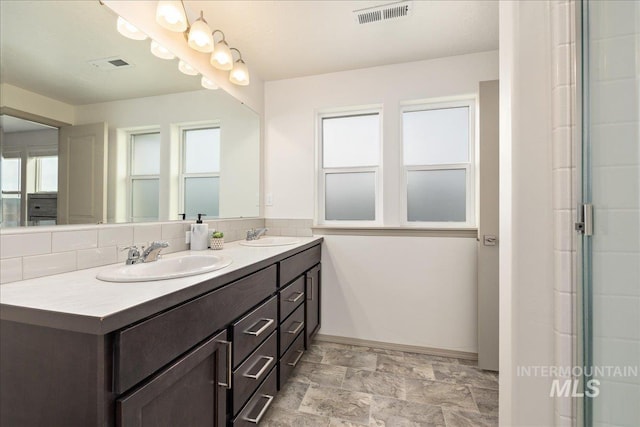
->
[580,1,640,426]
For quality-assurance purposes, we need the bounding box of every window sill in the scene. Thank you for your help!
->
[311,226,478,238]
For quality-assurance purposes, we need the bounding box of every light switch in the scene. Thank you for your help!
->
[483,235,497,246]
[265,193,273,206]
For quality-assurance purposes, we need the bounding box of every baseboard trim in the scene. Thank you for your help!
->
[314,334,478,361]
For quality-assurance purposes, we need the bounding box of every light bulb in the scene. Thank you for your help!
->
[117,16,147,41]
[229,60,250,86]
[201,76,219,90]
[210,40,233,71]
[187,12,214,53]
[150,40,175,60]
[178,60,199,76]
[156,1,188,32]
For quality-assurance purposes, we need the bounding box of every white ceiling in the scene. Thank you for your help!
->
[188,0,499,81]
[0,115,56,133]
[0,1,498,106]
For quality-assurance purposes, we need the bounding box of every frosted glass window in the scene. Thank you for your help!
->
[131,133,160,175]
[1,194,21,227]
[184,177,219,218]
[184,128,220,173]
[131,179,159,221]
[403,107,469,165]
[407,169,466,222]
[37,156,58,192]
[322,114,380,168]
[325,172,375,221]
[1,157,21,191]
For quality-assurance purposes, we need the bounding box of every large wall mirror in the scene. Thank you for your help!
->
[0,0,260,228]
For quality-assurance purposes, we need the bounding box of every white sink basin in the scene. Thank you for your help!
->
[239,236,300,247]
[96,254,232,282]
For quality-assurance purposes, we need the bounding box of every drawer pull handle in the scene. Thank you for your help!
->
[286,291,304,303]
[286,321,304,335]
[308,276,314,301]
[243,318,275,337]
[216,340,232,390]
[287,350,304,367]
[243,394,274,424]
[243,355,274,380]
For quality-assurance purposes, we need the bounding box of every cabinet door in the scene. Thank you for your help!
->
[305,264,321,347]
[117,330,230,427]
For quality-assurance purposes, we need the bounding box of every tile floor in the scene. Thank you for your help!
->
[262,341,498,427]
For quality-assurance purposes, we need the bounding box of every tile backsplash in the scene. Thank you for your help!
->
[0,218,313,284]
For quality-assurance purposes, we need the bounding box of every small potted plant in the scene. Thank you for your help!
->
[209,231,224,250]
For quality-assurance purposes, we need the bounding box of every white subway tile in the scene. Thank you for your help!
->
[133,224,162,244]
[592,252,640,297]
[593,295,640,341]
[77,247,117,270]
[592,166,639,210]
[554,291,573,335]
[590,0,638,39]
[553,127,572,169]
[163,238,188,254]
[553,169,573,210]
[0,232,51,259]
[552,2,570,45]
[553,86,571,128]
[593,336,640,384]
[98,226,133,247]
[555,250,573,293]
[280,228,297,236]
[23,252,76,280]
[162,222,188,240]
[297,228,313,237]
[52,230,98,252]
[0,257,22,284]
[554,211,573,252]
[554,44,571,87]
[592,123,638,167]
[593,210,640,253]
[592,79,638,125]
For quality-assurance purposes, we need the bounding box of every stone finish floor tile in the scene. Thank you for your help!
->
[268,340,499,426]
[299,385,372,425]
[405,379,478,411]
[342,368,406,400]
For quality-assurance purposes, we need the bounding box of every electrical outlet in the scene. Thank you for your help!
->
[265,193,273,206]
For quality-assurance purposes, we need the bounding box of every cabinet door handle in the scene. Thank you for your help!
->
[243,355,274,380]
[287,350,304,367]
[286,291,304,303]
[243,394,274,424]
[308,276,314,301]
[216,340,232,389]
[286,321,304,335]
[243,318,274,337]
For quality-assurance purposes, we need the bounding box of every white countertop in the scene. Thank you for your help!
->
[0,237,323,334]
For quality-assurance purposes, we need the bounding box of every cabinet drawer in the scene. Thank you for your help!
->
[279,303,305,357]
[114,265,277,393]
[232,368,277,427]
[279,276,305,321]
[232,296,277,368]
[280,245,321,286]
[232,331,277,417]
[279,332,305,389]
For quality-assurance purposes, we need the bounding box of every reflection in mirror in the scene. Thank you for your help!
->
[0,0,260,228]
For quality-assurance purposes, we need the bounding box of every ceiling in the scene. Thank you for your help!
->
[0,1,498,106]
[0,115,56,133]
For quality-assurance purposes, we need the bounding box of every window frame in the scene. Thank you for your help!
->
[178,124,221,219]
[316,108,383,226]
[400,99,476,228]
[127,130,161,222]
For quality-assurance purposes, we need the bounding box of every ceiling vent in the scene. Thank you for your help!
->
[353,1,412,25]
[88,57,133,71]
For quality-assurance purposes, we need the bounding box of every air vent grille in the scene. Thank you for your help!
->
[354,1,412,25]
[88,57,133,71]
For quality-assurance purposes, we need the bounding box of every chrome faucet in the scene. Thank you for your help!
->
[246,228,268,241]
[123,241,169,264]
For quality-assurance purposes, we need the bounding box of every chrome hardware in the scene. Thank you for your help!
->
[243,394,274,424]
[286,291,304,303]
[246,227,269,241]
[121,241,169,265]
[575,203,593,236]
[287,350,304,367]
[122,246,141,265]
[217,340,232,389]
[286,321,304,335]
[242,356,274,380]
[243,318,274,337]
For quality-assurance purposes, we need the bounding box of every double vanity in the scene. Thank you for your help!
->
[0,236,323,426]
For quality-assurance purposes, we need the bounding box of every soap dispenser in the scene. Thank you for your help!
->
[190,214,209,251]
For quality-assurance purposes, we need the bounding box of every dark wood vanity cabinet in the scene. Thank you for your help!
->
[0,241,322,427]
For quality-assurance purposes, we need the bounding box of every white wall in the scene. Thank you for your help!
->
[499,1,555,425]
[264,51,498,354]
[0,84,74,125]
[75,90,260,222]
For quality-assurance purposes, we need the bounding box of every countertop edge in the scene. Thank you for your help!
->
[0,237,323,335]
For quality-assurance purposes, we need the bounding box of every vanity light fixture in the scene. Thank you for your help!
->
[150,40,176,60]
[229,48,250,86]
[117,16,148,40]
[187,11,214,52]
[178,59,198,76]
[155,0,188,32]
[210,30,233,71]
[201,76,219,90]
